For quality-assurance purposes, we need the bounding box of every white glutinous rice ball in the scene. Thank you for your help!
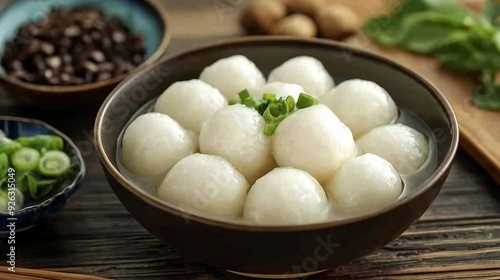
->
[320,79,398,138]
[154,79,227,134]
[268,56,334,98]
[199,105,276,183]
[324,154,403,217]
[199,55,266,100]
[356,124,429,175]
[253,82,304,101]
[272,104,356,183]
[121,113,197,178]
[158,154,249,219]
[243,167,329,225]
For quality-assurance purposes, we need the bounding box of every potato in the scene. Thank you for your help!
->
[282,0,324,16]
[241,7,262,35]
[270,14,317,38]
[315,3,360,40]
[249,0,287,33]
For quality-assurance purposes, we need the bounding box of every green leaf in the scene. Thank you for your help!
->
[399,13,471,53]
[397,0,468,16]
[364,16,405,46]
[474,71,500,110]
[494,30,500,51]
[474,84,500,110]
[484,0,500,27]
[364,0,500,110]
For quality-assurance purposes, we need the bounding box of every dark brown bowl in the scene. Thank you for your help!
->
[0,0,170,107]
[94,37,459,276]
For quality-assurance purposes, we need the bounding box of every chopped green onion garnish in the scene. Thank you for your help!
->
[264,122,278,136]
[228,97,241,105]
[296,93,318,109]
[269,103,282,118]
[243,98,264,109]
[285,96,295,112]
[238,89,251,101]
[38,150,71,177]
[229,90,319,136]
[0,138,21,155]
[0,153,8,179]
[16,135,64,153]
[11,147,40,172]
[263,93,278,102]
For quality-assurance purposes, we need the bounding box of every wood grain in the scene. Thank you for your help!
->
[0,0,500,279]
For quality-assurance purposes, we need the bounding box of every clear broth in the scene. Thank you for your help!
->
[116,99,438,223]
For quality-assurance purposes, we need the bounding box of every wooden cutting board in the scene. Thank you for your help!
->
[335,0,500,184]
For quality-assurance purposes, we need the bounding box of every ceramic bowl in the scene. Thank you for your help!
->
[94,37,459,278]
[0,0,170,106]
[0,116,85,233]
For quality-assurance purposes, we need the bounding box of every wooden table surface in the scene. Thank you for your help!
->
[1,0,500,279]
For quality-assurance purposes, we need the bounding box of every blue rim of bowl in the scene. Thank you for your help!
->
[0,116,86,214]
[0,0,171,94]
[94,36,460,232]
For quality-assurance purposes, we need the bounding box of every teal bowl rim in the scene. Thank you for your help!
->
[0,116,86,214]
[0,0,171,94]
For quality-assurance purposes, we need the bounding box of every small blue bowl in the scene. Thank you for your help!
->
[0,0,170,106]
[0,116,86,233]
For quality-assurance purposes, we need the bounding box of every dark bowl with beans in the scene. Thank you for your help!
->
[0,0,170,106]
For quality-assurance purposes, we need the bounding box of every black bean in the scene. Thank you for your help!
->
[132,54,144,65]
[84,70,94,82]
[83,61,99,73]
[89,30,101,41]
[6,60,23,71]
[46,56,62,69]
[111,30,127,44]
[101,37,112,49]
[98,62,115,72]
[97,71,112,81]
[64,25,81,37]
[27,39,41,55]
[70,77,84,85]
[82,34,92,45]
[59,37,72,50]
[90,50,106,63]
[40,42,55,55]
[60,72,71,83]
[63,65,75,75]
[62,54,72,64]
[44,69,54,79]
[33,55,46,71]
[48,76,61,84]
[12,70,36,83]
